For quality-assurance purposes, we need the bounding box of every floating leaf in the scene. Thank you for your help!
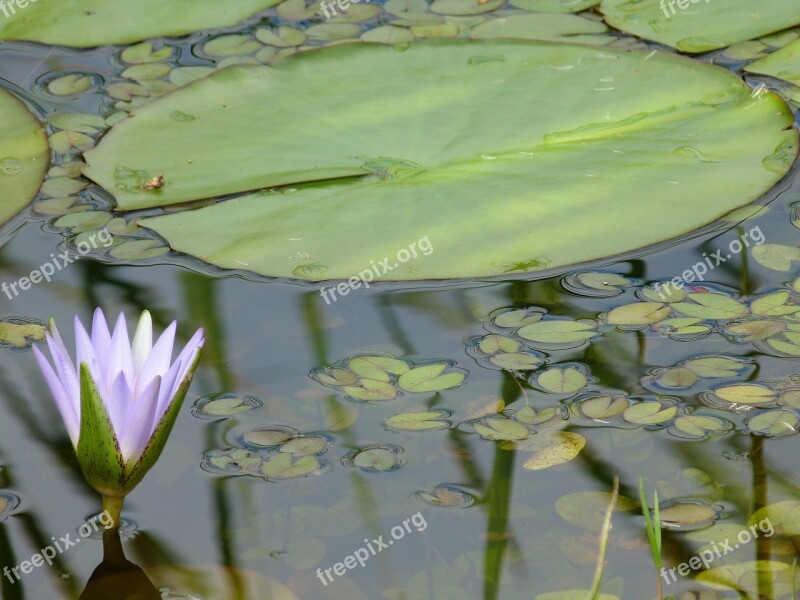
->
[607,302,670,326]
[430,0,504,15]
[489,352,542,370]
[752,291,798,316]
[351,447,402,471]
[397,364,464,393]
[654,317,711,337]
[683,356,747,378]
[748,500,800,536]
[494,309,542,328]
[622,402,677,426]
[752,244,800,271]
[746,409,800,437]
[473,417,530,441]
[671,415,733,440]
[555,490,638,532]
[361,25,416,44]
[470,13,613,44]
[745,38,800,87]
[657,367,699,389]
[75,42,798,281]
[576,394,629,419]
[537,367,587,395]
[243,428,294,447]
[317,367,359,387]
[203,35,262,57]
[520,432,586,471]
[696,561,794,597]
[121,63,172,81]
[0,321,46,348]
[511,0,599,12]
[343,379,398,401]
[659,502,718,529]
[260,454,320,480]
[0,0,283,47]
[713,384,776,405]
[673,293,748,320]
[255,26,307,47]
[479,334,520,354]
[600,0,800,52]
[725,319,787,341]
[518,320,596,344]
[120,42,173,64]
[194,394,262,418]
[385,410,451,431]
[280,436,329,456]
[0,90,49,227]
[768,337,800,356]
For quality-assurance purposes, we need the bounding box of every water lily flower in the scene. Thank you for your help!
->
[33,308,204,526]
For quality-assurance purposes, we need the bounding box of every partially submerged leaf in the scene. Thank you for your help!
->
[473,417,530,441]
[673,293,748,320]
[397,364,464,392]
[622,401,677,426]
[384,410,451,431]
[518,320,596,344]
[713,384,776,405]
[520,432,586,471]
[607,303,670,326]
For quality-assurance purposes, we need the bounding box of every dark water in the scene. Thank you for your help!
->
[1,15,800,600]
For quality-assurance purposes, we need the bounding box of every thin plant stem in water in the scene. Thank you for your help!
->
[589,476,619,600]
[639,478,663,600]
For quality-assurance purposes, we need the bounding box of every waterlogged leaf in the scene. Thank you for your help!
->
[79,42,798,281]
[518,320,595,344]
[520,432,586,471]
[746,409,800,437]
[576,394,628,419]
[673,294,748,320]
[0,90,49,226]
[49,113,107,134]
[657,367,698,389]
[671,415,733,440]
[751,291,798,316]
[317,367,359,387]
[49,131,95,154]
[746,38,800,87]
[600,0,800,52]
[343,379,398,401]
[607,302,670,326]
[623,402,676,426]
[489,352,542,370]
[714,384,776,405]
[385,411,451,431]
[537,367,587,394]
[536,592,619,600]
[752,244,800,271]
[696,561,794,596]
[397,364,464,392]
[108,239,169,260]
[660,502,717,528]
[0,321,46,348]
[748,500,800,536]
[280,436,329,456]
[725,319,787,341]
[243,428,293,447]
[494,309,542,328]
[479,334,520,354]
[473,417,529,441]
[683,356,747,378]
[417,485,474,507]
[260,454,320,480]
[722,40,769,60]
[0,0,283,47]
[555,490,638,532]
[470,14,613,45]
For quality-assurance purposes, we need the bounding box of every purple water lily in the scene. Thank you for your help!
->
[33,308,204,524]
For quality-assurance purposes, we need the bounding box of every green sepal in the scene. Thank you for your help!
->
[76,362,126,497]
[122,349,203,489]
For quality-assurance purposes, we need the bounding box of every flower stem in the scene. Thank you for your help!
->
[101,495,125,530]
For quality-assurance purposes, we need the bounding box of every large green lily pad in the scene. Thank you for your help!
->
[83,40,797,280]
[0,89,48,226]
[745,38,800,86]
[600,0,800,53]
[0,0,281,47]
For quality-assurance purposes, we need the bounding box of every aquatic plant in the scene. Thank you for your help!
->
[639,478,664,600]
[32,308,204,526]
